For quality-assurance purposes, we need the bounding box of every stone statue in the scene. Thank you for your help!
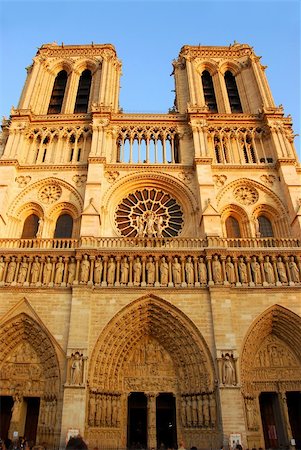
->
[264,255,275,283]
[198,257,207,284]
[30,257,40,284]
[225,256,235,284]
[160,256,168,285]
[6,257,17,283]
[80,254,90,283]
[185,256,194,284]
[89,396,96,426]
[107,257,116,285]
[36,217,44,238]
[245,397,257,430]
[11,393,22,421]
[156,215,164,238]
[250,256,261,284]
[120,257,129,284]
[238,256,247,283]
[289,256,300,282]
[93,256,103,284]
[0,256,5,282]
[54,256,64,284]
[43,257,52,284]
[70,352,83,384]
[222,353,235,385]
[145,211,156,237]
[146,256,155,284]
[185,396,192,427]
[136,215,144,237]
[17,257,28,283]
[276,256,287,283]
[133,257,142,285]
[172,257,181,285]
[212,255,222,283]
[67,257,76,284]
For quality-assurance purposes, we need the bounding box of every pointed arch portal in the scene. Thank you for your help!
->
[87,294,220,449]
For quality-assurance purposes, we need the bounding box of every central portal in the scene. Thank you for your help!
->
[156,393,177,449]
[128,392,148,449]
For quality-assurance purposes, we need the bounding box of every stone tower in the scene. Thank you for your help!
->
[0,42,300,450]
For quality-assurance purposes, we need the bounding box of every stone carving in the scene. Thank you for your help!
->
[250,255,261,284]
[31,257,40,284]
[264,255,275,284]
[68,257,76,284]
[133,257,142,285]
[43,256,53,284]
[225,256,235,284]
[146,256,155,285]
[255,336,298,369]
[107,257,116,285]
[289,256,300,282]
[172,257,181,285]
[0,256,5,282]
[80,254,90,283]
[15,175,31,188]
[185,256,194,285]
[221,353,236,385]
[105,171,119,183]
[120,257,129,284]
[38,184,62,203]
[11,393,23,422]
[36,217,44,238]
[260,174,275,186]
[245,397,258,430]
[73,174,87,186]
[276,256,287,283]
[234,186,259,205]
[6,257,17,283]
[70,352,83,385]
[54,257,64,284]
[181,393,216,428]
[238,256,247,283]
[89,393,120,428]
[178,170,193,183]
[212,255,222,283]
[212,174,227,187]
[94,256,103,284]
[160,256,168,286]
[17,257,28,284]
[198,257,207,284]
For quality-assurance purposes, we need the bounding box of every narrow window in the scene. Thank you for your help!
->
[174,134,180,163]
[47,70,68,114]
[225,216,241,238]
[54,214,73,238]
[224,71,243,113]
[201,70,217,112]
[77,148,81,162]
[69,148,74,162]
[74,69,92,113]
[42,149,47,162]
[21,214,39,238]
[258,215,274,237]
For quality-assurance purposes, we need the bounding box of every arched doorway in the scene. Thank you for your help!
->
[241,305,301,449]
[87,294,219,449]
[0,312,63,448]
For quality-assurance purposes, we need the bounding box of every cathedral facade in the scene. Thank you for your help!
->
[0,42,300,450]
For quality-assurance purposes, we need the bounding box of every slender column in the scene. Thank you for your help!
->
[246,257,254,287]
[102,256,108,286]
[12,258,21,286]
[38,257,44,286]
[259,256,266,284]
[62,257,69,287]
[74,256,81,285]
[147,393,157,450]
[194,256,200,287]
[278,391,293,446]
[128,256,133,287]
[234,257,241,287]
[181,256,187,287]
[221,256,228,286]
[49,257,55,287]
[88,256,95,286]
[115,256,121,287]
[272,256,281,286]
[24,257,32,287]
[168,256,174,287]
[207,256,213,286]
[141,256,146,287]
[154,256,160,287]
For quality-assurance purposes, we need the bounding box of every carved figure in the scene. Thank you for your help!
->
[185,396,192,427]
[89,396,96,425]
[250,256,261,284]
[264,255,275,283]
[107,257,116,285]
[181,397,186,426]
[0,256,5,282]
[18,257,28,283]
[67,257,76,284]
[71,352,82,384]
[172,257,181,285]
[30,257,40,284]
[36,217,44,238]
[159,256,168,285]
[80,254,90,283]
[156,215,164,238]
[277,256,287,283]
[212,255,222,283]
[185,256,194,284]
[6,257,17,283]
[93,256,103,284]
[222,354,235,385]
[146,211,156,237]
[120,257,129,284]
[133,257,142,285]
[11,393,23,421]
[289,256,300,282]
[43,257,52,284]
[198,257,207,284]
[146,256,155,284]
[238,256,247,283]
[54,257,64,284]
[225,256,235,283]
[245,397,258,430]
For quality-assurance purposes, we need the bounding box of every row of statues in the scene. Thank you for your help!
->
[89,393,121,428]
[181,393,216,428]
[39,397,57,431]
[0,254,300,287]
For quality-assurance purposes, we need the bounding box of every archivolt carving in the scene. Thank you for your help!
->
[194,59,218,76]
[15,201,44,221]
[73,57,100,74]
[240,305,301,394]
[47,201,81,220]
[218,60,241,76]
[89,294,215,394]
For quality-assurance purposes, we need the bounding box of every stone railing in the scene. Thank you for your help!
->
[0,236,300,250]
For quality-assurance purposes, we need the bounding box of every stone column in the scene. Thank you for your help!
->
[147,393,157,450]
[278,391,294,448]
[9,394,26,439]
[128,256,133,287]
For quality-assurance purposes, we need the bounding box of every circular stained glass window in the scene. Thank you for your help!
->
[115,188,184,238]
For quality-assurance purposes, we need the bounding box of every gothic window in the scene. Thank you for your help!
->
[74,70,92,113]
[47,70,68,114]
[21,214,39,238]
[224,71,243,113]
[201,70,217,112]
[54,214,73,238]
[225,216,241,238]
[258,215,274,237]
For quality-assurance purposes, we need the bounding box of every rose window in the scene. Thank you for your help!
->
[38,184,62,204]
[115,188,184,237]
[233,186,258,205]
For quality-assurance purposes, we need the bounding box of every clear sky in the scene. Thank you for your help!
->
[0,0,300,158]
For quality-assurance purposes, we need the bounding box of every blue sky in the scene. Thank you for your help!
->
[0,0,300,157]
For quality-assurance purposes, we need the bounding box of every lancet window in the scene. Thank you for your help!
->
[21,214,39,238]
[225,216,241,238]
[201,70,217,112]
[116,126,180,164]
[224,71,243,113]
[258,215,274,237]
[74,69,92,113]
[54,214,73,238]
[47,70,68,114]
